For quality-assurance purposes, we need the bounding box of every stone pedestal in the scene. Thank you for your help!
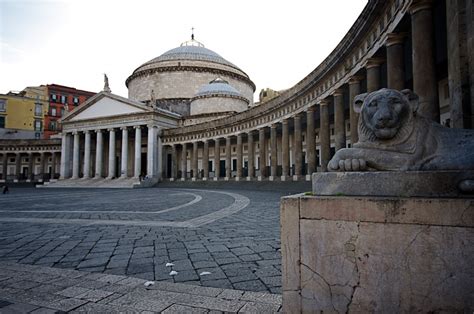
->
[281,194,474,313]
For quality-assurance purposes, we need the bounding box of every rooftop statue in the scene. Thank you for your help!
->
[328,88,474,172]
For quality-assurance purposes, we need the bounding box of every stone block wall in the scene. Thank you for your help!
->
[281,195,474,313]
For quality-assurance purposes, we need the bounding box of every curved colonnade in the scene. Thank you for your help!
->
[160,0,462,182]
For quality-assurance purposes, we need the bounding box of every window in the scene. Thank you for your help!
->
[0,116,5,128]
[73,96,79,104]
[35,132,41,139]
[50,121,57,131]
[61,108,65,117]
[35,103,42,116]
[34,119,42,131]
[51,107,57,116]
[61,95,67,104]
[50,93,57,102]
[0,99,6,112]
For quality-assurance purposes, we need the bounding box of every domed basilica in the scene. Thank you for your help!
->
[126,36,255,123]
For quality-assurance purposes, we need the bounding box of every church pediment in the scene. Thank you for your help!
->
[63,92,151,122]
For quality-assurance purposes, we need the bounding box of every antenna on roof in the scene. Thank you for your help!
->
[191,27,195,40]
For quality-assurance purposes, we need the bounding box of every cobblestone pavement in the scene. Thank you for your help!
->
[0,187,289,294]
[0,261,282,313]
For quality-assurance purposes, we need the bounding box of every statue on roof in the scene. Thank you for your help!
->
[103,73,111,93]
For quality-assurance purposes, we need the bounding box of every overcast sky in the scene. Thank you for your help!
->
[1,0,367,101]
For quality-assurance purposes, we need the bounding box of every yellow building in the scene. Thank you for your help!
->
[0,91,48,139]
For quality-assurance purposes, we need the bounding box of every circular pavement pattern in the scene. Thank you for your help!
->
[0,187,287,293]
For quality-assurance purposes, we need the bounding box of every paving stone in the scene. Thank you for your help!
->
[233,280,268,292]
[239,254,262,262]
[176,293,246,312]
[0,302,39,313]
[47,298,89,312]
[240,291,283,304]
[218,288,245,300]
[55,286,91,298]
[70,302,140,313]
[76,288,114,302]
[201,279,233,289]
[192,261,218,269]
[161,304,208,313]
[205,245,229,253]
[238,301,281,313]
[230,247,255,255]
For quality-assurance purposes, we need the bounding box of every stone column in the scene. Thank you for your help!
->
[270,124,277,180]
[181,143,187,181]
[107,128,116,179]
[171,144,178,180]
[120,127,128,178]
[95,130,103,178]
[28,153,34,181]
[225,136,231,180]
[213,139,220,180]
[2,153,8,181]
[446,0,474,128]
[83,130,91,179]
[386,33,406,90]
[333,89,346,151]
[410,0,439,122]
[134,126,141,178]
[236,133,243,181]
[192,141,198,181]
[202,140,209,180]
[306,108,316,178]
[71,131,80,179]
[281,119,290,181]
[258,128,266,180]
[320,100,331,172]
[39,152,45,181]
[366,58,384,92]
[293,114,302,180]
[51,152,57,179]
[349,76,362,145]
[247,132,254,180]
[147,125,157,178]
[15,153,21,181]
[60,132,71,179]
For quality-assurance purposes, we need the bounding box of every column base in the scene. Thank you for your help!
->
[106,176,114,180]
[169,178,175,182]
[13,179,19,183]
[305,174,312,181]
[293,175,300,181]
[202,177,208,181]
[192,177,197,181]
[246,177,253,181]
[213,177,219,181]
[224,177,230,181]
[269,176,275,181]
[235,177,241,181]
[257,176,264,181]
[180,178,186,181]
[281,176,289,181]
[26,179,31,183]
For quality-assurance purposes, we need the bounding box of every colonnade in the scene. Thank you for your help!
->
[0,151,59,182]
[59,124,161,180]
[162,0,448,181]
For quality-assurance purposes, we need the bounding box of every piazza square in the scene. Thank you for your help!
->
[0,0,473,312]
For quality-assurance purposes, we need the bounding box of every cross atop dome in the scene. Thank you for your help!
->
[181,27,204,47]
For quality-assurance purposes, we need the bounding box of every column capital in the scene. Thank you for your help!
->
[96,129,102,133]
[107,128,115,132]
[365,57,385,69]
[409,0,432,14]
[270,123,277,129]
[281,118,289,125]
[293,113,302,120]
[386,32,408,47]
[348,75,364,84]
[147,124,158,129]
[72,131,78,135]
[319,99,330,106]
[84,130,90,135]
[134,125,141,129]
[120,126,128,131]
[332,88,344,97]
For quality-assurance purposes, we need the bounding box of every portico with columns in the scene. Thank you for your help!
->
[55,92,179,188]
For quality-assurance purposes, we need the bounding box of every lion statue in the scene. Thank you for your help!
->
[328,88,474,172]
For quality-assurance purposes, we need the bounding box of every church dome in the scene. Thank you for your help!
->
[126,37,255,113]
[194,78,244,99]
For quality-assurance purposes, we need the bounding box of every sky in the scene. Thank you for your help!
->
[1,0,367,101]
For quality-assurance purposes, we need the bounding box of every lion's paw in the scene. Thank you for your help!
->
[329,159,367,171]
